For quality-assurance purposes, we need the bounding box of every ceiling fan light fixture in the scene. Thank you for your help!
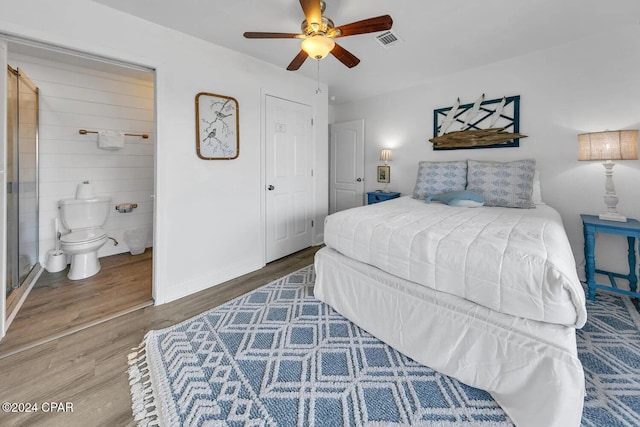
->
[301,34,335,60]
[244,0,392,70]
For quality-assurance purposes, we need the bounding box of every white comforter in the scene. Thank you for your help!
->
[324,196,587,328]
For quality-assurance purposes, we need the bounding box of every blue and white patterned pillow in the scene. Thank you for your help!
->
[466,159,536,208]
[412,161,467,199]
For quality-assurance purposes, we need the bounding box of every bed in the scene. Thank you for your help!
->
[314,159,587,427]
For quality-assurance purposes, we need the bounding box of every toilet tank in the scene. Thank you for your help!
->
[59,196,111,230]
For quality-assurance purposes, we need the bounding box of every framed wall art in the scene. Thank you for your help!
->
[377,165,390,183]
[430,94,525,150]
[195,92,239,160]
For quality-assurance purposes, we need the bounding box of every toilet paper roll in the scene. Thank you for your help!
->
[116,203,133,213]
[76,182,94,199]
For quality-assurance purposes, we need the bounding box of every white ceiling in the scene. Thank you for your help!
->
[92,0,640,104]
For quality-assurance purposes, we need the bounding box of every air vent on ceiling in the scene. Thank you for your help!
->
[374,30,402,48]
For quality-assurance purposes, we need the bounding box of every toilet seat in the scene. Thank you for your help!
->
[60,228,107,245]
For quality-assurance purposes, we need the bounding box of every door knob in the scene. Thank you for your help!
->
[356,178,362,182]
[267,185,275,190]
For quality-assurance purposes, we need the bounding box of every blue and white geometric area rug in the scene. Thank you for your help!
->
[580,293,640,426]
[128,266,640,426]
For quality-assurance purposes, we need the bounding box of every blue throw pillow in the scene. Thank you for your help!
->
[425,190,484,207]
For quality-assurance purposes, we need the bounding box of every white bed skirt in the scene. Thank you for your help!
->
[314,247,585,427]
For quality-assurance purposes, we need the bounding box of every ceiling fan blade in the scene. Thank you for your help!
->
[244,32,303,39]
[287,50,309,71]
[330,15,393,38]
[299,0,322,26]
[330,43,360,68]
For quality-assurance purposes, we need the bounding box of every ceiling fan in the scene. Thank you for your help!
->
[243,0,393,71]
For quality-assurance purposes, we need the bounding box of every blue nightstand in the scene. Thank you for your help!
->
[367,191,400,205]
[581,214,640,300]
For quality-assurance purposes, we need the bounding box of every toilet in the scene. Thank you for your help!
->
[58,196,111,280]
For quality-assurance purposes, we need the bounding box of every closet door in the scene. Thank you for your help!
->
[329,119,365,213]
[265,95,313,263]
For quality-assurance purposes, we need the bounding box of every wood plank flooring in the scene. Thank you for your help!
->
[0,246,320,427]
[0,250,153,358]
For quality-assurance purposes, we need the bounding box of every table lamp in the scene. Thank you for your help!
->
[578,130,638,222]
[379,149,392,193]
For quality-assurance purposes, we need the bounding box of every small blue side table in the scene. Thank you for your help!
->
[367,191,400,205]
[581,214,640,300]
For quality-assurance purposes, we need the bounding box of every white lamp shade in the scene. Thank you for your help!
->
[578,130,639,161]
[301,35,335,60]
[380,148,392,162]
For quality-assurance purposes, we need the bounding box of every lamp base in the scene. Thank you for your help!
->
[599,212,627,222]
[598,161,627,222]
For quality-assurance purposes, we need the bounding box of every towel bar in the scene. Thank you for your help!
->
[79,129,149,139]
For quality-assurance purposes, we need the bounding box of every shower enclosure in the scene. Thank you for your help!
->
[5,65,39,321]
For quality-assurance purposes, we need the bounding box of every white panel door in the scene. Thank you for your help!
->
[265,95,313,263]
[329,120,364,214]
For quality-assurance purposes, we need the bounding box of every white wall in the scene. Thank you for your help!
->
[0,0,328,305]
[331,25,640,282]
[8,53,155,262]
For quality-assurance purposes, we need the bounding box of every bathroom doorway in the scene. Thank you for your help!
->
[1,38,155,352]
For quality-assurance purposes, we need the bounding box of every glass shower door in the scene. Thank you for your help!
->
[6,66,39,307]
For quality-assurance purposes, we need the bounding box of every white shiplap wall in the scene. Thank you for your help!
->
[8,53,154,264]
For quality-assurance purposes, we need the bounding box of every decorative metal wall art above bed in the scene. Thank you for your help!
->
[430,94,526,150]
[196,92,239,160]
